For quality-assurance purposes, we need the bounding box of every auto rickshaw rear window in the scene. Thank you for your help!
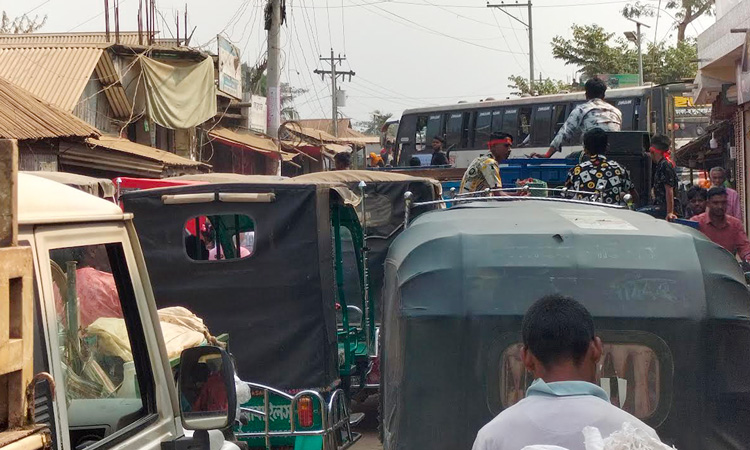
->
[499,342,661,419]
[184,214,255,261]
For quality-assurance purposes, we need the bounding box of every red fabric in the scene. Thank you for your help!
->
[54,267,123,328]
[192,372,228,412]
[690,212,750,260]
[650,147,674,167]
[487,138,513,147]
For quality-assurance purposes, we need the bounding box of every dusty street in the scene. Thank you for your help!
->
[350,397,382,450]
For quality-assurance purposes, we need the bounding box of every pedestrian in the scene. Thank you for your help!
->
[369,152,384,168]
[430,136,449,166]
[690,187,750,261]
[471,294,659,450]
[709,167,741,220]
[639,135,678,220]
[459,131,515,195]
[684,186,708,218]
[408,156,421,167]
[530,78,622,159]
[333,152,352,170]
[563,128,637,205]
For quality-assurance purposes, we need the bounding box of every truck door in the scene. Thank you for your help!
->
[32,222,180,450]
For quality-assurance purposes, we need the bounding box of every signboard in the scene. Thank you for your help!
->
[217,35,242,99]
[673,96,712,117]
[596,74,640,89]
[249,95,267,134]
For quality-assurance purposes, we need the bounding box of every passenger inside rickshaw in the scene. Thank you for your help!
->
[183,214,255,261]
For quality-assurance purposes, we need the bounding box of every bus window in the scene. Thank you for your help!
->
[501,109,517,137]
[518,107,532,143]
[552,104,567,135]
[491,109,504,134]
[461,112,471,148]
[475,110,493,148]
[445,112,463,149]
[415,116,428,152]
[530,105,553,146]
[425,114,443,145]
[616,98,636,130]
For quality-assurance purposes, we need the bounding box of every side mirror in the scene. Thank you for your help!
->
[178,346,236,430]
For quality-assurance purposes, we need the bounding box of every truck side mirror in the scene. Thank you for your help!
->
[178,346,236,430]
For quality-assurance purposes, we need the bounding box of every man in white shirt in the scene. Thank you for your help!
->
[472,295,659,450]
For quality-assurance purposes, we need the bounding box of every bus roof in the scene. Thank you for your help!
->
[401,84,659,116]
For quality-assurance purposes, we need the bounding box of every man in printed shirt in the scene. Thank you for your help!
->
[531,78,622,159]
[564,128,636,205]
[459,131,513,195]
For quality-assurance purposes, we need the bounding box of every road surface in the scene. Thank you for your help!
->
[350,396,382,450]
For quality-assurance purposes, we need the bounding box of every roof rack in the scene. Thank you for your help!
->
[403,186,631,228]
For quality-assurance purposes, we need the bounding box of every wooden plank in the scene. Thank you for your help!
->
[0,246,33,429]
[0,139,18,247]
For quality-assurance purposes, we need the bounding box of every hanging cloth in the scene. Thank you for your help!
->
[140,56,217,129]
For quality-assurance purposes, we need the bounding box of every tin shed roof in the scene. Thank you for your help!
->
[0,76,99,140]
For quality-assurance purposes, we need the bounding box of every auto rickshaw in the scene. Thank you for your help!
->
[381,195,750,450]
[293,170,442,395]
[121,180,367,449]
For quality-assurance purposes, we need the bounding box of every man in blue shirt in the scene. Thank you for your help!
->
[472,295,658,450]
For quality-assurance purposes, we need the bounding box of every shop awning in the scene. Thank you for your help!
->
[59,135,210,178]
[209,127,295,161]
[674,120,732,167]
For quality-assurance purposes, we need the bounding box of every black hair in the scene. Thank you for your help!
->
[522,294,595,367]
[584,77,607,99]
[408,156,421,167]
[582,128,608,155]
[707,186,727,199]
[334,152,351,166]
[687,186,708,201]
[185,235,209,260]
[432,135,446,144]
[489,131,514,143]
[650,134,670,151]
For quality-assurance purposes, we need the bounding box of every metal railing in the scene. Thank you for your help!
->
[404,186,631,228]
[235,382,357,450]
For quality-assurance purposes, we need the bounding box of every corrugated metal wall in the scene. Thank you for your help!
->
[73,74,118,134]
[18,140,58,171]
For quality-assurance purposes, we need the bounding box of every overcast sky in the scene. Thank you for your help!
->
[4,0,714,126]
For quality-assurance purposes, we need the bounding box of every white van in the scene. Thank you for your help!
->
[18,173,239,450]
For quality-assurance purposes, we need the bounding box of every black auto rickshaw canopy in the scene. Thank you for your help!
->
[122,180,358,390]
[381,199,750,450]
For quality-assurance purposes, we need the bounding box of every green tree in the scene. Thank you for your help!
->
[242,62,307,121]
[551,24,698,84]
[1,12,46,33]
[507,75,573,97]
[622,0,713,43]
[356,110,393,136]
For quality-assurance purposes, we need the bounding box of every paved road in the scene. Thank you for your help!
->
[350,396,382,450]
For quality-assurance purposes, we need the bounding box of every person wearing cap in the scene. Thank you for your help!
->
[459,132,515,195]
[639,135,678,220]
[530,78,622,159]
[430,136,449,166]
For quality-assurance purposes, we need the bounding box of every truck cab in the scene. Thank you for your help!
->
[18,173,237,450]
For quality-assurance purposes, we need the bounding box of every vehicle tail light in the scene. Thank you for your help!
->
[297,396,313,428]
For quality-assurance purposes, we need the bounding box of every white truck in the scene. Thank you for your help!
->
[11,171,240,450]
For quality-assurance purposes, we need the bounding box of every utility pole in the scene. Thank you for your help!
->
[266,0,282,174]
[625,17,650,86]
[314,49,355,137]
[487,1,534,94]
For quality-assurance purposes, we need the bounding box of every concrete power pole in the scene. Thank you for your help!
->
[487,2,534,94]
[267,0,282,174]
[314,49,355,137]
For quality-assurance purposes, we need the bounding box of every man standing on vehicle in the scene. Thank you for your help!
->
[459,131,513,195]
[334,152,352,170]
[530,78,622,159]
[639,135,678,220]
[564,128,637,205]
[690,187,750,261]
[430,136,449,166]
[709,167,741,220]
[472,295,660,450]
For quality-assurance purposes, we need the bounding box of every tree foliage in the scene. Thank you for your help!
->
[1,12,46,33]
[551,24,698,84]
[622,0,713,42]
[507,75,572,96]
[355,110,393,136]
[241,62,307,121]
